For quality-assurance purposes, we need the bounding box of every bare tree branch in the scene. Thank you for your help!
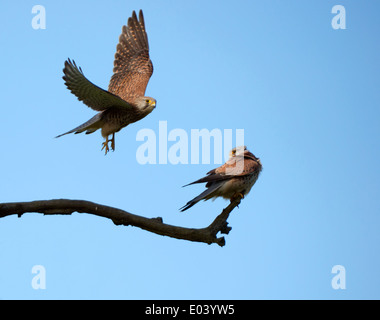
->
[0,197,242,247]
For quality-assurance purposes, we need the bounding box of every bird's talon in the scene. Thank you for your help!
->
[101,141,110,155]
[110,133,115,151]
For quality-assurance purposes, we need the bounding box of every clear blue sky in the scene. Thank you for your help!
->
[0,0,379,299]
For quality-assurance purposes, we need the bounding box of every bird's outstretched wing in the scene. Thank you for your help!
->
[63,58,133,111]
[108,10,153,101]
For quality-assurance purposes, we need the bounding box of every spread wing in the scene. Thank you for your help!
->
[108,10,153,101]
[63,58,133,111]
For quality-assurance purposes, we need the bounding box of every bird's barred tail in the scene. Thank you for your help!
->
[55,113,102,138]
[180,184,223,212]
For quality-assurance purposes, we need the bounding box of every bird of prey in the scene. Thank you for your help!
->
[56,10,156,154]
[180,146,262,212]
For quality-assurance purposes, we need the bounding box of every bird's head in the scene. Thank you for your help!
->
[229,145,247,158]
[230,145,261,164]
[229,145,262,173]
[136,96,156,114]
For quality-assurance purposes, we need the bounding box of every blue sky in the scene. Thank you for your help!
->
[0,0,379,299]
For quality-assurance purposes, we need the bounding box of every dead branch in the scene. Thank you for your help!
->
[0,197,242,247]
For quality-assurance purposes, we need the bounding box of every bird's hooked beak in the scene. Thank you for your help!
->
[151,100,156,108]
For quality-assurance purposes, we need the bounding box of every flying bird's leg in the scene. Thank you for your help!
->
[101,136,110,155]
[110,133,115,151]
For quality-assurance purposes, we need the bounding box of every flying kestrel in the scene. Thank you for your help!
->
[56,10,156,154]
[180,146,262,212]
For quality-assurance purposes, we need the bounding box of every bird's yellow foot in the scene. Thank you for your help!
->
[232,192,245,200]
[101,134,115,155]
[231,193,245,205]
[101,140,110,155]
[110,133,115,151]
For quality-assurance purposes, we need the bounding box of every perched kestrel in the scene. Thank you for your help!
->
[180,146,262,212]
[56,10,156,154]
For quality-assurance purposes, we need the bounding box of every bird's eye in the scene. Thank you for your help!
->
[146,99,150,103]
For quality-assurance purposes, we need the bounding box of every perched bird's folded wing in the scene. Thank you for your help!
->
[183,156,258,187]
[216,155,259,177]
[63,58,133,111]
[182,173,230,187]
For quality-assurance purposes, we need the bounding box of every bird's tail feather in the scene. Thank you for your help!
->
[55,113,102,138]
[180,183,223,212]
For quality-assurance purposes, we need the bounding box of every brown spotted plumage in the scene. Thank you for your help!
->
[57,10,156,154]
[180,146,262,212]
